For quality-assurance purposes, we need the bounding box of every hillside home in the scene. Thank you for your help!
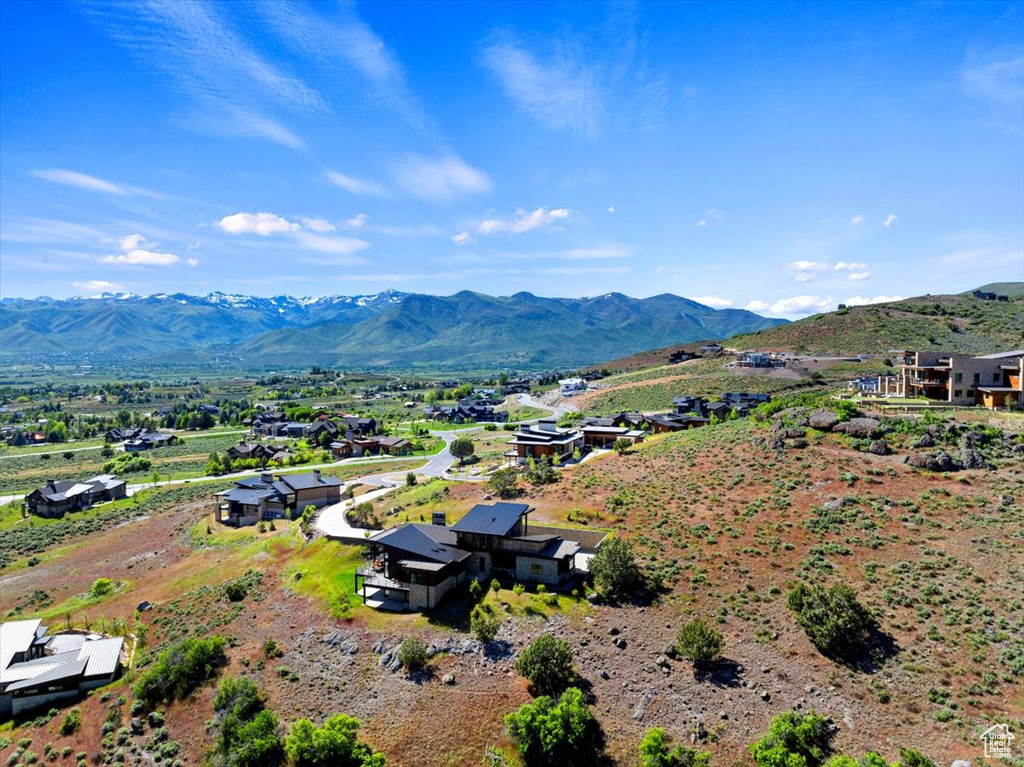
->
[214,469,342,526]
[558,378,587,395]
[25,475,126,518]
[700,342,723,355]
[225,442,294,463]
[505,419,585,465]
[647,413,710,433]
[355,502,582,611]
[123,431,173,452]
[579,424,646,449]
[0,619,123,719]
[893,350,1024,408]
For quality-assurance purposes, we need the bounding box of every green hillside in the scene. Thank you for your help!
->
[729,292,1024,355]
[967,282,1024,298]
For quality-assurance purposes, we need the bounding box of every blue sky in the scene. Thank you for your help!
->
[1,1,1021,317]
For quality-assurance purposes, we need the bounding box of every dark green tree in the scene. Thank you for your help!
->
[514,635,575,696]
[589,536,644,601]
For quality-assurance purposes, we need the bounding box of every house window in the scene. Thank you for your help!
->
[530,564,544,576]
[973,373,980,383]
[954,373,962,383]
[954,390,962,398]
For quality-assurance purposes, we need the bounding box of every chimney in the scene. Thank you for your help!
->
[538,418,558,432]
[261,473,273,484]
[313,469,322,482]
[47,479,57,491]
[432,511,446,526]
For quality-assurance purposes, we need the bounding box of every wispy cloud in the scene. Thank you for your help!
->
[695,209,723,227]
[690,296,733,309]
[73,279,124,293]
[84,0,320,149]
[847,272,872,281]
[481,7,666,139]
[32,169,161,198]
[607,206,616,214]
[785,260,829,282]
[389,155,492,204]
[344,214,369,229]
[325,170,390,197]
[300,217,336,233]
[834,261,868,271]
[477,207,570,236]
[254,2,429,132]
[850,215,865,225]
[100,234,180,266]
[452,231,474,246]
[960,46,1024,106]
[883,213,898,229]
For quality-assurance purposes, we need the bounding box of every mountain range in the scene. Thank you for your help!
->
[0,290,786,369]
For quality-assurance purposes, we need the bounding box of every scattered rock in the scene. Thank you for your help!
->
[130,718,145,735]
[833,417,882,439]
[608,627,621,636]
[587,593,601,605]
[950,760,972,767]
[633,689,654,721]
[808,410,841,430]
[915,433,935,448]
[868,439,891,456]
[760,690,771,702]
[782,427,807,439]
[614,637,627,650]
[1001,495,1015,507]
[599,669,610,680]
[442,673,455,685]
[656,655,671,669]
[907,451,961,472]
[1013,443,1024,455]
[959,449,989,470]
[787,439,809,449]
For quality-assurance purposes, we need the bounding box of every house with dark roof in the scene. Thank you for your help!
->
[214,469,343,526]
[505,419,585,465]
[355,502,584,611]
[579,424,645,449]
[123,431,174,452]
[647,413,710,433]
[25,475,126,518]
[0,619,123,719]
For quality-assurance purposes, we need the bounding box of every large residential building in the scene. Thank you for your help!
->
[214,469,343,526]
[355,502,587,611]
[0,619,123,719]
[889,350,1024,408]
[25,475,127,518]
[505,419,585,465]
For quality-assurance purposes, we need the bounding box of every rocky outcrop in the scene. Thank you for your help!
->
[808,410,840,431]
[833,418,883,439]
[906,451,961,472]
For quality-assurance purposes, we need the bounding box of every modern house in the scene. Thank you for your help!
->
[214,469,343,526]
[0,619,123,719]
[355,502,583,611]
[891,350,1024,408]
[647,413,710,433]
[505,419,585,465]
[225,442,295,463]
[25,475,126,518]
[558,378,587,395]
[579,424,645,449]
[123,431,173,452]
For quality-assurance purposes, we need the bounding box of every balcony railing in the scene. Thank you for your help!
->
[356,568,407,591]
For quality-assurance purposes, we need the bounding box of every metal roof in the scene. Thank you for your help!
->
[280,473,343,491]
[0,651,79,684]
[451,502,530,536]
[370,523,468,564]
[221,488,276,506]
[532,539,582,560]
[976,350,1024,359]
[0,619,42,672]
[5,658,88,692]
[79,637,123,677]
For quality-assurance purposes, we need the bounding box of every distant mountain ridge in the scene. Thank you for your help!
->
[0,290,786,369]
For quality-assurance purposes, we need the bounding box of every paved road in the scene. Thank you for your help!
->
[516,392,574,420]
[359,429,466,486]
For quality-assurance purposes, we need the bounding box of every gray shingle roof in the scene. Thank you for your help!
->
[450,502,530,536]
[369,524,468,564]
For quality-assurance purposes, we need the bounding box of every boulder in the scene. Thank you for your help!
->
[907,451,961,472]
[915,433,935,448]
[787,439,809,449]
[442,673,455,685]
[808,410,840,431]
[833,417,883,439]
[782,427,807,439]
[959,449,989,470]
[867,440,891,456]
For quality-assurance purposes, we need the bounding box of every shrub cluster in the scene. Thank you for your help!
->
[133,636,228,708]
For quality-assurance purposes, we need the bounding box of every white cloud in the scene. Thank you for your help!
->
[292,231,370,258]
[883,213,898,228]
[452,231,474,246]
[73,279,123,293]
[187,258,199,267]
[325,170,390,197]
[794,273,815,283]
[100,233,180,267]
[746,295,834,317]
[478,207,570,236]
[834,261,868,271]
[32,169,160,198]
[787,260,829,272]
[695,208,724,227]
[850,215,865,225]
[481,42,601,137]
[217,212,300,236]
[848,272,872,281]
[562,246,631,259]
[345,214,370,229]
[33,169,127,195]
[691,296,733,309]
[300,217,336,233]
[390,154,492,203]
[607,206,615,213]
[960,47,1024,106]
[844,295,905,306]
